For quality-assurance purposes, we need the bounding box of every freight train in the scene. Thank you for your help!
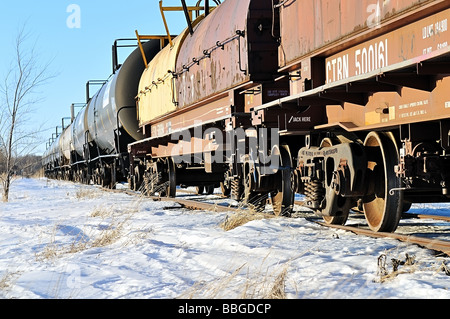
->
[43,0,450,233]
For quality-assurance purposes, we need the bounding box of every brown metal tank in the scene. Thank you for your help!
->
[279,0,448,72]
[175,0,279,108]
[137,0,280,136]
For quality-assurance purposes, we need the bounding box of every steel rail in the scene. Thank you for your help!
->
[407,214,450,223]
[107,187,241,213]
[313,221,450,257]
[146,195,241,213]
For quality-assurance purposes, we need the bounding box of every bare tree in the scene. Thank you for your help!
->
[0,26,53,202]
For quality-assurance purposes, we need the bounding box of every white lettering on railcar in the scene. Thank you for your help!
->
[326,39,388,83]
[354,39,388,76]
[326,55,349,83]
[423,19,448,39]
[288,116,311,123]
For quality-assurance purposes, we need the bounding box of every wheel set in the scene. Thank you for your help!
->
[297,131,405,233]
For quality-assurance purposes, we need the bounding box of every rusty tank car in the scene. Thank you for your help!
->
[44,0,450,233]
[128,0,288,210]
[250,0,450,232]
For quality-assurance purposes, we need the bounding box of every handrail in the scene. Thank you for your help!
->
[158,1,216,46]
[135,31,173,69]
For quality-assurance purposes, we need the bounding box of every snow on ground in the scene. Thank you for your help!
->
[0,178,450,299]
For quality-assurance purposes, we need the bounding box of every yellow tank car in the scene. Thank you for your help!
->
[136,24,200,135]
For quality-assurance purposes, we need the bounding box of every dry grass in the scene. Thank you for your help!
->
[31,168,44,179]
[91,217,129,248]
[220,210,277,231]
[37,243,61,261]
[240,261,290,299]
[181,264,248,299]
[265,266,288,299]
[179,258,290,299]
[0,271,21,291]
[35,205,134,261]
[74,188,102,200]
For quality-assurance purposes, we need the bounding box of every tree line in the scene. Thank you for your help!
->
[0,153,43,178]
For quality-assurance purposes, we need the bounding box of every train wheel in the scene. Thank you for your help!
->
[243,156,266,213]
[205,185,215,195]
[165,157,177,198]
[131,174,138,192]
[133,166,142,191]
[195,186,204,195]
[270,145,294,217]
[363,132,403,233]
[220,170,232,197]
[100,166,110,188]
[320,137,350,226]
[220,182,231,197]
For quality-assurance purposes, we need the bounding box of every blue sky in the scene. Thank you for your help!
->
[0,1,189,155]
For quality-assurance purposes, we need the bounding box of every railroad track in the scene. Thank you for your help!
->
[313,221,450,257]
[108,186,450,257]
[147,195,241,213]
[112,187,242,213]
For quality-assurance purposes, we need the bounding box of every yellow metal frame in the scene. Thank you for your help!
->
[159,1,215,47]
[135,32,172,68]
[136,1,216,69]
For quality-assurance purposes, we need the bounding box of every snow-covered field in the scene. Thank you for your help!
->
[1,178,450,299]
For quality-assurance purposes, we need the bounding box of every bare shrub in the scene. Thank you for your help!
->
[0,26,54,202]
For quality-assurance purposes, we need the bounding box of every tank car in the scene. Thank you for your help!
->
[129,0,290,212]
[71,105,89,183]
[249,0,450,232]
[84,40,162,188]
[42,134,62,180]
[59,123,73,181]
[44,39,163,187]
